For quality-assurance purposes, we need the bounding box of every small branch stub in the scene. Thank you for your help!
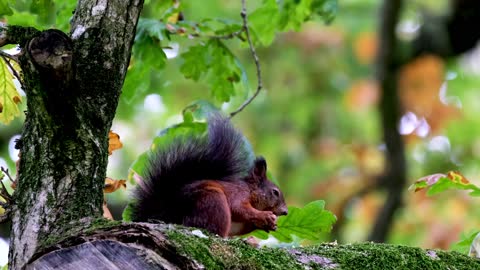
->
[27,29,73,80]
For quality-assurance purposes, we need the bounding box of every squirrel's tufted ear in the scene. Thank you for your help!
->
[253,156,267,179]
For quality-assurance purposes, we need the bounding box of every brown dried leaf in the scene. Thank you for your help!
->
[108,130,123,155]
[104,177,127,193]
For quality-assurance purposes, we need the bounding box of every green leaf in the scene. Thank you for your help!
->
[278,0,313,31]
[134,38,167,70]
[451,230,480,254]
[122,202,134,221]
[410,171,480,197]
[247,200,336,243]
[134,19,168,70]
[136,18,168,42]
[248,229,270,240]
[182,100,220,122]
[212,20,242,36]
[0,0,13,16]
[122,64,150,104]
[29,0,55,25]
[181,40,244,102]
[248,0,279,46]
[180,44,210,81]
[312,0,338,24]
[277,0,337,31]
[129,151,150,181]
[207,40,242,102]
[0,57,22,125]
[470,231,480,258]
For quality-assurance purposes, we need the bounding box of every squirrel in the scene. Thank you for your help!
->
[129,114,288,237]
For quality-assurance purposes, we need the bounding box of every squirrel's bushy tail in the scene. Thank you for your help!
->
[130,115,255,222]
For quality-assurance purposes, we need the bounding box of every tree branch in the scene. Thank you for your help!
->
[230,0,264,118]
[28,222,480,269]
[368,0,406,243]
[0,25,40,47]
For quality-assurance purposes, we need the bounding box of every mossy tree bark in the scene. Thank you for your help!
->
[6,0,144,268]
[27,222,480,270]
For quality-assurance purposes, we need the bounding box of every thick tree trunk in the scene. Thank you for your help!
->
[26,222,480,270]
[7,1,144,268]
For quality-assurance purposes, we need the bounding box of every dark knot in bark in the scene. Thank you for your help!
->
[28,29,73,78]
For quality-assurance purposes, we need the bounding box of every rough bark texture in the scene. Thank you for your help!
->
[27,222,480,270]
[8,0,144,268]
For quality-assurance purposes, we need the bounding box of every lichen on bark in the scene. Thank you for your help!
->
[29,222,480,269]
[7,0,144,269]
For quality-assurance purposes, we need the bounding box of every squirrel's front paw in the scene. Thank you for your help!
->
[257,211,277,231]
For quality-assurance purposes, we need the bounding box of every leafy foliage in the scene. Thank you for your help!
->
[121,0,337,105]
[410,171,480,197]
[247,200,337,243]
[451,230,480,254]
[0,57,21,124]
[1,0,77,29]
[180,40,244,102]
[411,171,480,253]
[0,0,13,16]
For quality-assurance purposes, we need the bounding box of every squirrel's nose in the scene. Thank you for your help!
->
[278,207,288,216]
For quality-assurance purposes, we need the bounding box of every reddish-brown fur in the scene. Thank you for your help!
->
[181,158,288,237]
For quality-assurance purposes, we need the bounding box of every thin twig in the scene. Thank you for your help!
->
[210,29,245,40]
[0,50,18,63]
[229,0,263,118]
[189,29,245,41]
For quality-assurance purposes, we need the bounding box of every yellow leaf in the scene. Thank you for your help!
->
[167,0,182,23]
[0,57,22,124]
[446,171,470,184]
[108,130,123,155]
[104,177,126,193]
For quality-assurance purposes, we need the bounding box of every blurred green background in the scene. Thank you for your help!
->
[1,0,480,264]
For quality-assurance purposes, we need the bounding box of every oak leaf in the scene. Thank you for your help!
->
[104,177,127,194]
[108,130,123,155]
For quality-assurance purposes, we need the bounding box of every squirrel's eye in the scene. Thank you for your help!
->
[272,189,280,197]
